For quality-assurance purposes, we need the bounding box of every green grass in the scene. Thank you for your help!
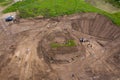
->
[114,12,120,18]
[86,0,120,13]
[50,40,76,48]
[0,0,7,2]
[105,0,120,8]
[0,0,13,6]
[2,0,120,26]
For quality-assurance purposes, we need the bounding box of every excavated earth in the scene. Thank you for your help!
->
[0,13,120,80]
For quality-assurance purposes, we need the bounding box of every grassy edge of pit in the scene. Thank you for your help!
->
[50,40,76,48]
[2,0,120,27]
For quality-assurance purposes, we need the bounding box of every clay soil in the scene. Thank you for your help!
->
[0,13,120,80]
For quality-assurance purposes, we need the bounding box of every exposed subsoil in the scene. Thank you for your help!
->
[0,13,120,80]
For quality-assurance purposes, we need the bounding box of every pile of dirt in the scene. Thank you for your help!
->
[0,13,120,80]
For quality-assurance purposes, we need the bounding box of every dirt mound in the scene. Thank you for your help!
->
[0,13,120,80]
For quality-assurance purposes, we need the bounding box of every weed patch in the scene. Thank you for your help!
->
[50,40,76,48]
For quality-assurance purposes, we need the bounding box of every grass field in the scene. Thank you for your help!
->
[0,0,13,6]
[86,0,120,13]
[0,0,7,3]
[105,0,120,8]
[2,0,120,26]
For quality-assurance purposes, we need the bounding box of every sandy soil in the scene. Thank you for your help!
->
[0,13,120,80]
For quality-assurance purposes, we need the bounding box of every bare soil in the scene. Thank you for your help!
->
[0,13,120,80]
